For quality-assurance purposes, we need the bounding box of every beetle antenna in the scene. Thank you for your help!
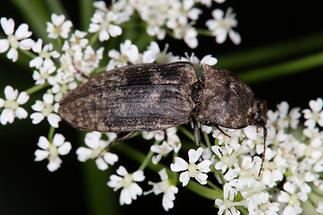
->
[258,126,267,177]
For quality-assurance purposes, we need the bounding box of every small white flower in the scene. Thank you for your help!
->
[170,147,211,186]
[69,30,89,49]
[30,93,61,128]
[76,131,118,170]
[212,144,241,181]
[215,183,247,215]
[181,53,218,71]
[47,14,72,39]
[151,141,173,164]
[29,39,59,69]
[89,11,122,42]
[32,59,56,85]
[277,181,305,215]
[107,40,140,69]
[107,166,145,205]
[303,98,323,128]
[0,17,34,62]
[0,85,29,125]
[34,133,72,172]
[142,130,165,141]
[146,169,178,211]
[206,8,241,45]
[142,42,177,64]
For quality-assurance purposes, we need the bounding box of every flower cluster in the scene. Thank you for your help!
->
[1,1,322,214]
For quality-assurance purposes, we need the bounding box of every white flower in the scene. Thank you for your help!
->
[142,130,165,141]
[170,147,211,186]
[29,39,59,69]
[215,182,247,215]
[34,134,72,172]
[89,11,122,42]
[181,53,218,71]
[206,8,241,45]
[146,169,178,211]
[32,59,56,85]
[107,40,140,69]
[76,131,118,170]
[47,14,72,39]
[151,141,173,164]
[0,85,29,125]
[30,93,61,128]
[0,17,34,62]
[277,181,305,215]
[303,98,323,128]
[195,0,226,7]
[142,42,177,64]
[107,166,145,205]
[212,144,241,181]
[69,30,89,49]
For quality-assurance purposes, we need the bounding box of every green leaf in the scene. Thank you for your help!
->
[11,0,50,42]
[45,0,67,16]
[218,32,323,70]
[239,51,323,83]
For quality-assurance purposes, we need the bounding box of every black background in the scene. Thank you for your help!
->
[0,0,322,215]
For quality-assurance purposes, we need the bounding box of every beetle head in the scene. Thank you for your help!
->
[250,99,267,127]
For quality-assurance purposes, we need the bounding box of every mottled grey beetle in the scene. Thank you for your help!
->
[59,62,267,174]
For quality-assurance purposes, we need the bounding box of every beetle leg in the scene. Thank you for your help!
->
[215,125,231,138]
[193,120,201,146]
[116,131,137,142]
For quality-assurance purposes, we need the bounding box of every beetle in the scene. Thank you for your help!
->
[59,62,267,174]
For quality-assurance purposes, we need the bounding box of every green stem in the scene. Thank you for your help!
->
[178,126,195,142]
[240,51,323,83]
[48,127,55,141]
[186,181,222,200]
[138,149,154,171]
[80,0,94,31]
[25,83,49,95]
[197,28,213,37]
[218,32,323,69]
[203,132,212,148]
[113,143,164,172]
[20,49,37,59]
[45,0,66,15]
[90,32,99,46]
[92,66,107,76]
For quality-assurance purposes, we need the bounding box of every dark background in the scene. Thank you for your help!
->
[0,0,322,215]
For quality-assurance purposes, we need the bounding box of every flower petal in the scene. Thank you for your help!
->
[17,92,29,104]
[195,173,208,185]
[0,39,9,53]
[30,112,44,124]
[37,136,50,149]
[96,157,108,170]
[15,23,32,39]
[179,171,190,186]
[58,142,71,155]
[48,113,61,128]
[170,157,188,172]
[53,133,65,146]
[197,160,211,173]
[15,107,28,119]
[0,108,14,124]
[1,18,15,35]
[132,170,145,182]
[34,149,49,161]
